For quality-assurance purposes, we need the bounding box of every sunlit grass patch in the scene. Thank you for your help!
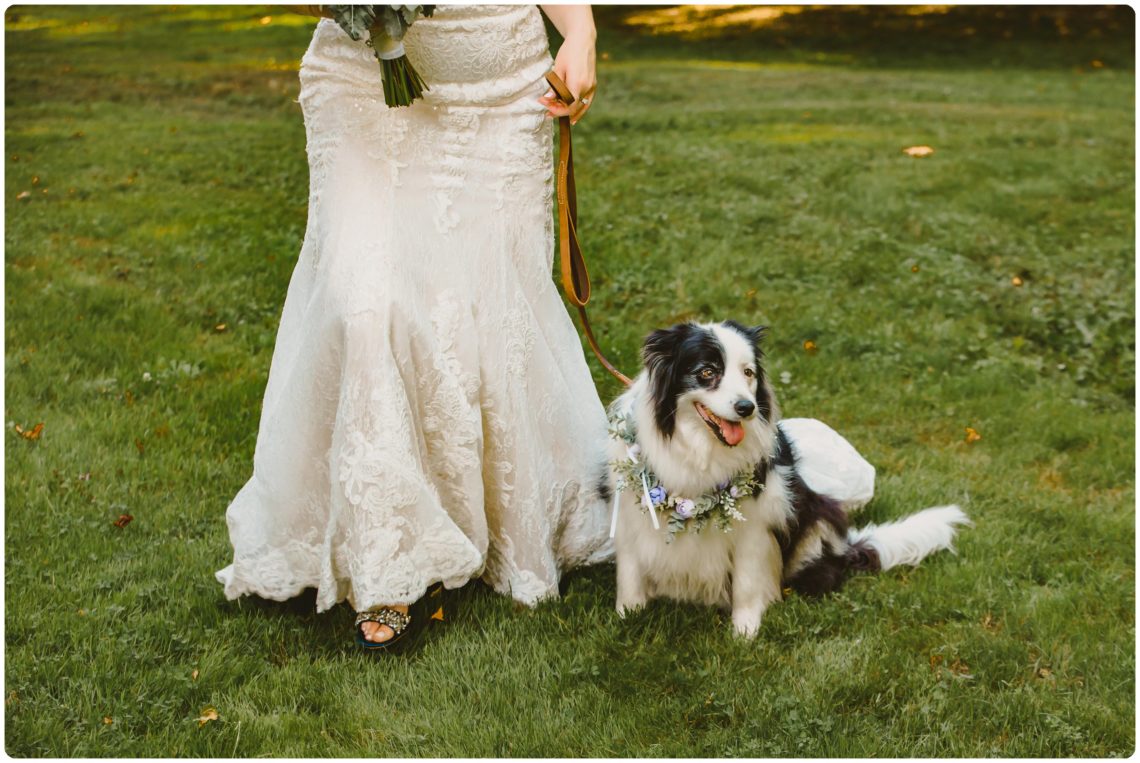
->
[623,4,806,38]
[3,14,121,36]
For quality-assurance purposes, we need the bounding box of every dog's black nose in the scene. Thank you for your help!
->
[734,399,755,417]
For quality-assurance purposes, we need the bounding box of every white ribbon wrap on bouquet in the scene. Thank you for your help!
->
[369,32,406,60]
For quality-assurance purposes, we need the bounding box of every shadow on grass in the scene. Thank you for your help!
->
[224,578,510,662]
[590,5,1134,70]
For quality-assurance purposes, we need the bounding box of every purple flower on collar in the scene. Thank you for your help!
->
[676,498,695,519]
[717,479,731,491]
[729,485,740,498]
[648,485,667,506]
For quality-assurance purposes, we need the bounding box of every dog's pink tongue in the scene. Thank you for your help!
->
[722,420,745,446]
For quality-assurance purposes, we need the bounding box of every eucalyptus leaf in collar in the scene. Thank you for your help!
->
[608,411,764,541]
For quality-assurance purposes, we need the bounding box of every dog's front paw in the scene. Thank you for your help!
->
[615,559,648,619]
[616,597,647,619]
[731,609,763,639]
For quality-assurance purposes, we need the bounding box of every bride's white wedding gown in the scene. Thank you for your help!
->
[217,6,614,612]
[215,5,876,615]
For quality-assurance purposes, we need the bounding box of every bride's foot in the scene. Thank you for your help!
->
[358,604,410,643]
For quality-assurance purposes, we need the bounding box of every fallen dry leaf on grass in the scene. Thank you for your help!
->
[965,427,982,444]
[197,706,218,728]
[802,340,819,354]
[903,145,935,158]
[949,658,973,678]
[14,422,43,440]
[192,669,200,681]
[112,513,134,529]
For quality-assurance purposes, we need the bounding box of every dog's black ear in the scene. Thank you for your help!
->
[642,323,694,371]
[641,323,695,438]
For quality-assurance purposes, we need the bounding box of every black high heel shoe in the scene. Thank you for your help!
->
[354,582,446,652]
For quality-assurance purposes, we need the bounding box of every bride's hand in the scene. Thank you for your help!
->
[538,32,597,125]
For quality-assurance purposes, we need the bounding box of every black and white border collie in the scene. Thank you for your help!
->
[607,320,970,638]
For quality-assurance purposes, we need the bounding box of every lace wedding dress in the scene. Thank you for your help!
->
[216,5,615,613]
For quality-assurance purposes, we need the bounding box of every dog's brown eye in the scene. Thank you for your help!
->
[744,368,755,378]
[700,368,714,380]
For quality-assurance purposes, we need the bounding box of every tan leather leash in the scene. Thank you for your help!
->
[545,70,632,387]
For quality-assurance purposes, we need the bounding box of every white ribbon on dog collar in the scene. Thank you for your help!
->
[640,472,660,530]
[609,486,621,539]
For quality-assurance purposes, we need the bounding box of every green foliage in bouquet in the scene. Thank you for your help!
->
[326,5,436,107]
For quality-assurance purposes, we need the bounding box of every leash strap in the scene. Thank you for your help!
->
[545,70,632,387]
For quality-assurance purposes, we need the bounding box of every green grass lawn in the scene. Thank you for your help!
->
[5,4,1134,756]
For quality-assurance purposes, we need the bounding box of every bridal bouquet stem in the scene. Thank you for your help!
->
[325,5,435,107]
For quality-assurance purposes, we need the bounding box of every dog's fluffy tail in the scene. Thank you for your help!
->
[847,505,971,571]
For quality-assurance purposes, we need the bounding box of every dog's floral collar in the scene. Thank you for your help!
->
[607,411,764,541]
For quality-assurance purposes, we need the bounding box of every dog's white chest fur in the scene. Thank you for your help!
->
[613,481,790,609]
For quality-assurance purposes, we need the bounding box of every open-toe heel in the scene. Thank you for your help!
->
[354,582,446,653]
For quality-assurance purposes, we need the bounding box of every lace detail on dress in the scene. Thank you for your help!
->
[431,109,481,234]
[502,299,536,379]
[422,289,483,523]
